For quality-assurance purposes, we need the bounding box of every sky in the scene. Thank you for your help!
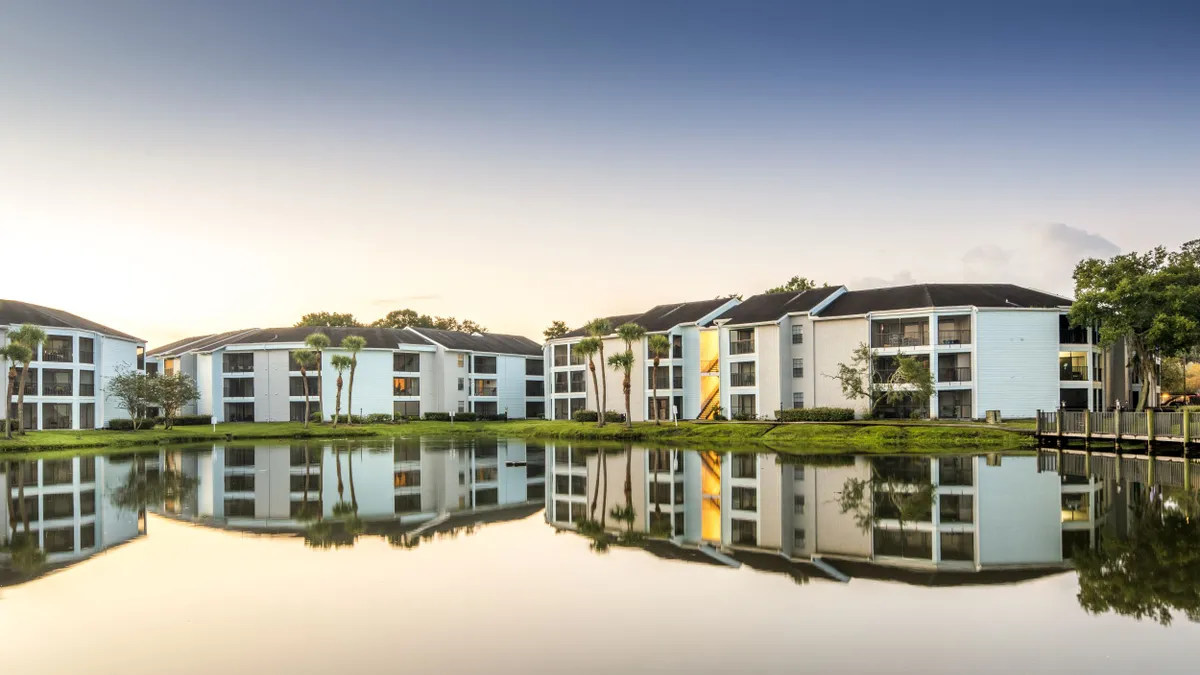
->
[1,1,1197,346]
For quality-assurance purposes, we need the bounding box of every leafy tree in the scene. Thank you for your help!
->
[647,334,671,424]
[104,367,156,430]
[607,351,635,429]
[370,309,487,333]
[1070,240,1200,410]
[1075,500,1200,626]
[8,324,46,435]
[304,332,330,422]
[147,373,200,429]
[1,342,32,439]
[109,462,199,514]
[585,319,613,427]
[838,460,936,558]
[295,312,362,327]
[329,355,352,428]
[292,349,319,428]
[574,337,603,426]
[826,343,933,417]
[340,335,366,424]
[543,320,569,340]
[765,276,824,294]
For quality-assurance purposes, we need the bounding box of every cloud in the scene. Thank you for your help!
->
[848,270,918,289]
[959,223,1119,294]
[1034,223,1120,259]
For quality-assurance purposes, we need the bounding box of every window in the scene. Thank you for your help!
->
[79,457,95,482]
[223,352,254,373]
[225,474,255,492]
[44,527,75,553]
[457,401,466,413]
[394,470,421,488]
[81,523,96,549]
[647,366,670,390]
[553,398,570,420]
[290,446,322,466]
[44,493,75,519]
[395,493,422,513]
[224,499,255,517]
[940,495,974,523]
[223,378,254,398]
[42,369,72,396]
[474,401,498,415]
[526,380,545,397]
[394,441,421,463]
[79,369,95,397]
[394,401,421,418]
[1059,352,1088,382]
[791,324,803,344]
[940,532,975,561]
[393,352,420,372]
[794,528,807,550]
[289,402,318,422]
[938,457,974,486]
[226,447,256,467]
[9,367,37,396]
[569,371,586,393]
[570,398,586,415]
[136,346,145,370]
[672,335,683,359]
[79,337,94,364]
[164,358,178,376]
[1062,493,1090,522]
[731,486,757,511]
[473,379,498,397]
[80,490,96,516]
[730,518,757,546]
[871,318,930,348]
[794,466,805,481]
[289,376,319,397]
[43,403,73,429]
[14,495,39,520]
[458,377,465,391]
[731,454,757,479]
[43,459,73,485]
[393,377,420,396]
[525,358,544,376]
[475,466,499,482]
[289,474,320,492]
[568,344,585,366]
[1059,315,1089,344]
[553,344,569,367]
[457,354,465,368]
[9,402,37,429]
[288,351,321,372]
[792,358,804,379]
[43,335,73,363]
[792,392,804,409]
[730,329,755,355]
[76,402,95,429]
[729,362,755,387]
[874,528,932,558]
[145,361,159,375]
[794,494,806,514]
[473,356,497,374]
[730,394,756,418]
[672,366,683,389]
[528,483,545,500]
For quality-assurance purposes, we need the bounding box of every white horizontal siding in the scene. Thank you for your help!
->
[974,310,1060,418]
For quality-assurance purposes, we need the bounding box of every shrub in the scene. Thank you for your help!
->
[572,410,598,422]
[364,413,394,424]
[424,412,451,422]
[170,414,213,426]
[393,414,419,423]
[730,412,756,421]
[107,418,157,431]
[604,411,625,423]
[475,413,508,422]
[452,412,478,422]
[328,414,367,424]
[774,407,855,422]
[310,412,324,423]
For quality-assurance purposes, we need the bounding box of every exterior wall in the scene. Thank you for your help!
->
[680,327,701,419]
[195,353,215,416]
[789,315,817,411]
[974,310,1061,418]
[812,459,872,558]
[758,324,782,418]
[495,354,528,418]
[976,456,1062,565]
[812,317,869,413]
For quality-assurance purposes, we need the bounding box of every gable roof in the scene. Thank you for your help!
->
[817,284,1072,317]
[0,299,142,342]
[408,327,543,356]
[148,326,432,356]
[714,287,843,325]
[560,298,735,338]
[147,329,260,357]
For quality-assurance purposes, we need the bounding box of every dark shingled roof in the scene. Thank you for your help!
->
[560,298,734,338]
[147,329,260,357]
[827,559,1069,587]
[817,284,1072,317]
[149,326,431,355]
[0,299,142,342]
[408,327,543,356]
[714,287,843,325]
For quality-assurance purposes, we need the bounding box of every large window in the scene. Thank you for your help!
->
[290,376,319,397]
[940,532,975,561]
[289,402,317,422]
[473,355,497,374]
[792,392,805,409]
[474,401,498,415]
[394,401,421,418]
[43,335,73,363]
[940,495,974,523]
[44,527,75,553]
[223,352,254,373]
[525,401,545,419]
[525,380,544,397]
[79,337,94,364]
[792,324,804,344]
[226,446,256,467]
[81,523,96,549]
[393,441,421,463]
[731,453,757,479]
[871,318,929,348]
[393,352,420,372]
[224,402,255,423]
[225,474,255,492]
[938,457,974,486]
[43,459,74,485]
[79,403,95,429]
[395,493,422,513]
[731,486,757,511]
[9,367,37,396]
[569,371,586,393]
[729,362,756,387]
[43,492,75,519]
[43,403,73,429]
[730,394,756,418]
[79,369,95,397]
[394,470,421,488]
[223,378,254,398]
[393,377,420,396]
[9,403,37,429]
[554,372,569,394]
[526,358,544,376]
[224,499,255,517]
[553,398,570,420]
[648,366,670,390]
[80,490,96,516]
[729,329,755,355]
[42,369,72,396]
[873,528,932,559]
[79,457,96,482]
[553,344,569,368]
[730,518,757,546]
[1059,352,1088,381]
[672,366,683,389]
[672,335,683,359]
[288,351,321,372]
[473,379,498,397]
[1059,315,1089,344]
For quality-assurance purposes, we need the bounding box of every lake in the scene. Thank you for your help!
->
[2,438,1198,674]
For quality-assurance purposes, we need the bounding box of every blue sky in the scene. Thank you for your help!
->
[1,1,1196,344]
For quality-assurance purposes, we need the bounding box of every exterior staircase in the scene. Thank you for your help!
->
[699,390,720,420]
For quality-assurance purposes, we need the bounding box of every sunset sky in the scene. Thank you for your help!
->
[2,1,1197,346]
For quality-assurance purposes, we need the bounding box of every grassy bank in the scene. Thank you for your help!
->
[0,418,1032,455]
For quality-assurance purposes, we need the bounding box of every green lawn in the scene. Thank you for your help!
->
[0,418,1033,455]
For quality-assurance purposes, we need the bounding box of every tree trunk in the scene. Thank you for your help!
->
[302,446,311,516]
[316,352,324,423]
[348,446,358,512]
[1132,338,1154,411]
[598,344,607,427]
[624,445,633,528]
[333,376,343,429]
[347,359,357,425]
[335,446,345,502]
[652,358,660,425]
[590,450,601,520]
[4,461,16,538]
[624,373,632,429]
[16,365,29,435]
[18,462,29,538]
[4,369,13,440]
[588,360,602,426]
[653,453,662,516]
[300,366,310,429]
[600,451,608,527]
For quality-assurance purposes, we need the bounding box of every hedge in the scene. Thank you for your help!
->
[328,414,367,424]
[170,414,213,426]
[730,412,757,422]
[572,410,625,423]
[107,418,158,431]
[774,407,856,422]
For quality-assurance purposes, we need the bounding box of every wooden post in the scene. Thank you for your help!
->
[1148,453,1156,486]
[1185,452,1192,492]
[1147,409,1155,451]
[1056,448,1064,476]
[1056,409,1063,438]
[1184,409,1191,451]
[1084,411,1092,445]
[1115,411,1123,443]
[1084,449,1092,478]
[1036,410,1042,436]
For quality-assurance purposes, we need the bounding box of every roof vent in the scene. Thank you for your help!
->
[471,332,484,337]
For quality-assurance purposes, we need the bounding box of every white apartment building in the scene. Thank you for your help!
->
[544,298,739,421]
[2,299,145,430]
[147,326,545,422]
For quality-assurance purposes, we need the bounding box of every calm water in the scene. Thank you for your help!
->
[2,438,1198,674]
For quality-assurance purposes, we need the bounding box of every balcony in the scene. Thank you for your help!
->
[1060,366,1088,382]
[473,382,498,397]
[872,319,930,349]
[937,329,971,346]
[42,383,73,396]
[939,367,972,383]
[729,339,755,355]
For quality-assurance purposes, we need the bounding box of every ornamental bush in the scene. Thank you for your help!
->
[423,412,451,422]
[774,407,856,422]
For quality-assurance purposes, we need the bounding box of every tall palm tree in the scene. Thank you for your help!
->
[9,324,47,435]
[585,319,613,426]
[292,349,319,428]
[304,332,331,422]
[615,322,645,424]
[607,351,635,429]
[575,337,603,424]
[647,334,671,424]
[341,335,367,424]
[330,355,352,428]
[3,461,15,538]
[1,343,32,440]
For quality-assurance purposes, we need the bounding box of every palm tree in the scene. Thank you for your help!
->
[607,351,635,429]
[3,461,15,538]
[646,334,671,424]
[575,337,603,424]
[1,343,32,440]
[9,324,47,435]
[585,319,613,426]
[304,332,331,422]
[292,349,319,428]
[341,335,367,424]
[330,355,352,428]
[613,322,645,426]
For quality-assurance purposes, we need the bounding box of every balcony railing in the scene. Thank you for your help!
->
[473,385,498,397]
[1060,367,1088,381]
[79,384,95,397]
[939,367,972,383]
[42,383,73,396]
[937,329,971,345]
[729,340,755,355]
[42,348,73,363]
[872,331,929,348]
[1060,328,1089,344]
[939,405,973,420]
[729,372,756,387]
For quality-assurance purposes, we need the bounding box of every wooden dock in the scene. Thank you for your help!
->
[1035,409,1197,449]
